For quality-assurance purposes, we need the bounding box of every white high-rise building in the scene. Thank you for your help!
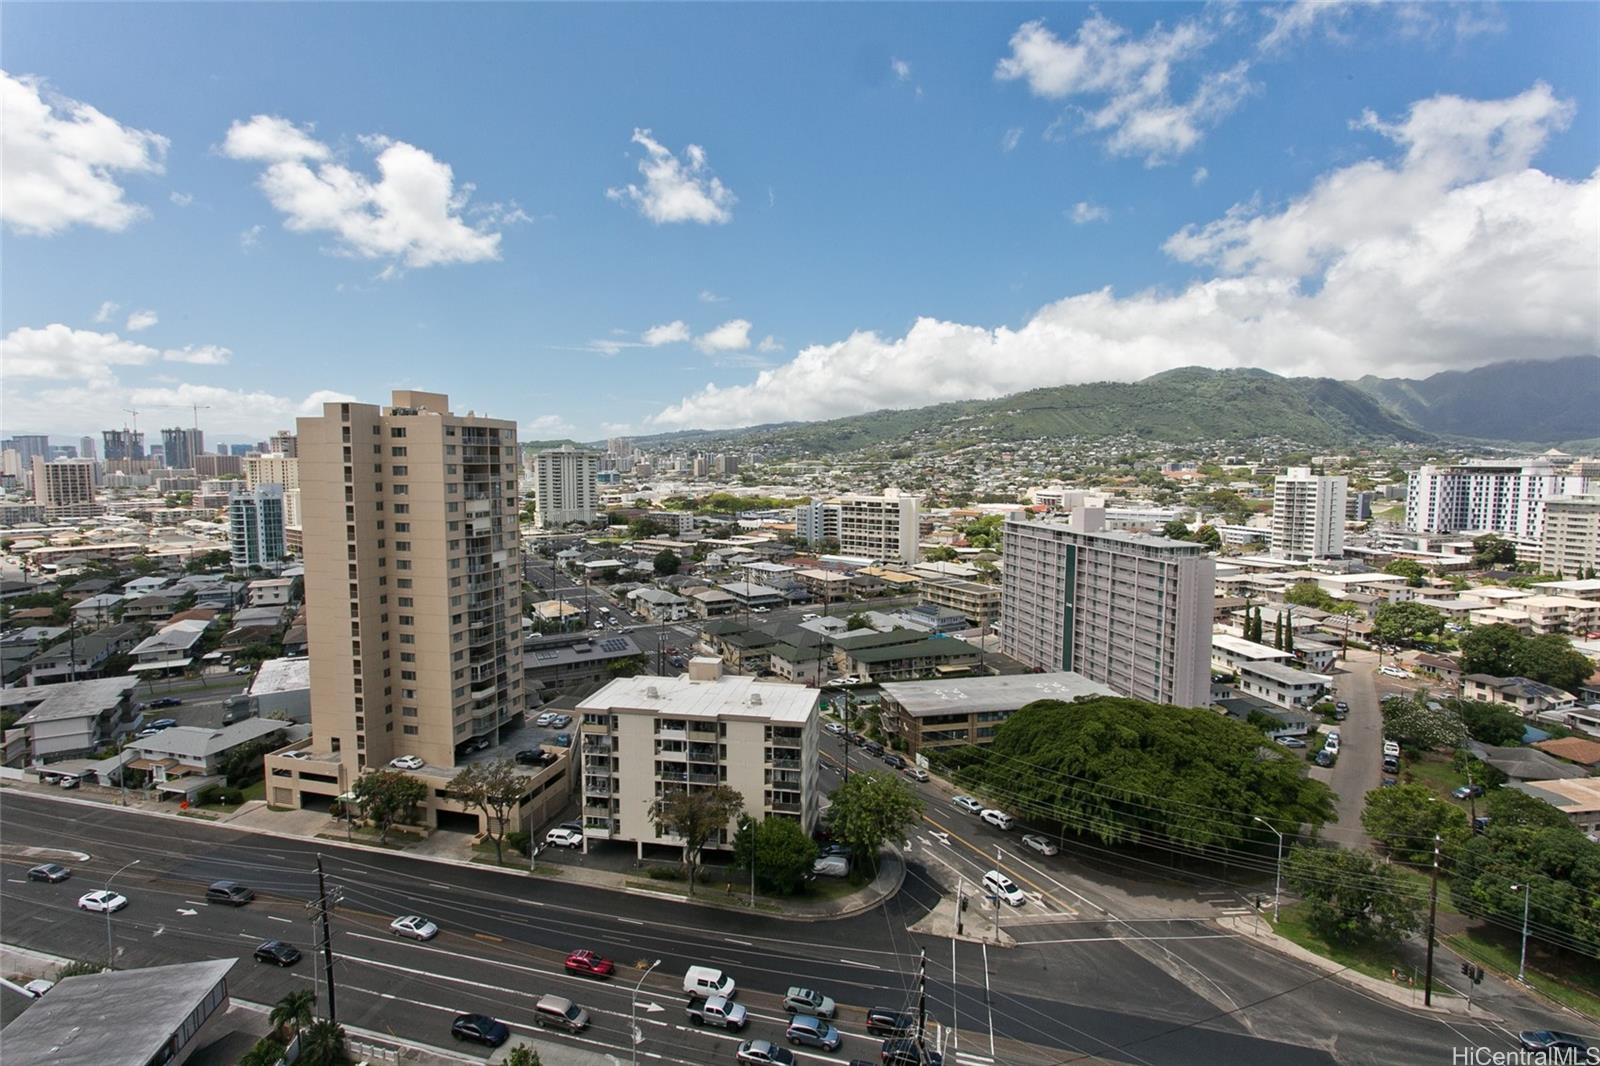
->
[1271,467,1348,560]
[532,445,598,528]
[1001,507,1214,708]
[243,453,302,528]
[793,500,841,546]
[229,484,286,570]
[835,491,920,564]
[1407,454,1599,540]
[1542,495,1600,578]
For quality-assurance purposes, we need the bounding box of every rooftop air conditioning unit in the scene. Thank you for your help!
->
[645,685,660,699]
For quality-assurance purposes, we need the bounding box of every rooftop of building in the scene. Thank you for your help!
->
[1512,777,1600,815]
[129,717,288,760]
[880,671,1117,717]
[1211,633,1295,659]
[1462,674,1574,698]
[577,663,817,724]
[250,656,310,694]
[525,632,641,667]
[1238,659,1333,685]
[1,675,138,723]
[1532,736,1600,767]
[847,634,982,664]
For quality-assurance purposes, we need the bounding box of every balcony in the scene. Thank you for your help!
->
[656,727,687,743]
[766,800,803,814]
[583,778,613,796]
[581,737,613,752]
[769,757,801,770]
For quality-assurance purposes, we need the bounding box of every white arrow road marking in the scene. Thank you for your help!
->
[641,1001,665,1014]
[176,908,198,916]
[152,925,165,937]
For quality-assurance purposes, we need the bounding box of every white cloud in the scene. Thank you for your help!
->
[1,324,159,385]
[522,414,575,438]
[126,309,158,332]
[1000,127,1023,153]
[694,319,753,354]
[642,320,692,346]
[650,85,1597,431]
[758,335,784,353]
[995,15,1254,164]
[240,224,264,250]
[1070,201,1110,224]
[161,344,231,366]
[1,69,169,236]
[891,57,912,82]
[699,289,729,303]
[169,191,193,207]
[1260,0,1505,52]
[1258,0,1366,51]
[1192,166,1210,185]
[606,128,735,225]
[93,300,120,324]
[222,114,520,267]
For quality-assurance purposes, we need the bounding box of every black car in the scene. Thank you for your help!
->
[866,1008,915,1036]
[28,863,70,883]
[863,740,885,757]
[882,753,907,770]
[254,940,302,966]
[1518,1031,1592,1053]
[451,1013,510,1047]
[880,1038,943,1065]
[149,698,183,709]
[514,749,551,765]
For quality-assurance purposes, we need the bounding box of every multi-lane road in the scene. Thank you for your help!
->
[0,786,1556,1065]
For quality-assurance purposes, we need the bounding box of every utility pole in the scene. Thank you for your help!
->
[1423,833,1441,1007]
[309,857,343,1023]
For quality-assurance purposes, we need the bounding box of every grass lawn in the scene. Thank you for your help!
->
[1270,903,1412,985]
[240,779,266,802]
[1448,929,1600,1021]
[1400,756,1471,802]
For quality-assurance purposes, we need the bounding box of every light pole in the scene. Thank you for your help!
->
[1512,883,1531,983]
[103,858,140,970]
[631,958,661,1066]
[1254,816,1283,923]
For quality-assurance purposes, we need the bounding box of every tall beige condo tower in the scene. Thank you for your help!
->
[299,391,522,774]
[1271,467,1347,560]
[532,444,599,528]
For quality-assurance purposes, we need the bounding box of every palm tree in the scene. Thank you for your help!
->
[298,1019,348,1066]
[269,988,315,1040]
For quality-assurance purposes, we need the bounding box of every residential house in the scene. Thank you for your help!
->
[0,676,140,763]
[1510,778,1600,839]
[120,589,190,622]
[1461,674,1576,717]
[1414,653,1463,689]
[129,618,210,674]
[1214,696,1312,741]
[23,623,142,686]
[69,593,124,625]
[126,719,293,801]
[626,587,690,623]
[246,577,296,608]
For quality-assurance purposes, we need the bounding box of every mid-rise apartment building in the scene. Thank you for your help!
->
[835,491,920,564]
[30,456,99,519]
[160,427,205,470]
[1001,507,1214,708]
[532,444,598,528]
[1271,467,1347,560]
[793,500,841,546]
[1542,495,1600,578]
[269,430,298,457]
[229,484,286,570]
[283,390,524,777]
[1407,455,1598,540]
[575,658,820,856]
[243,452,302,528]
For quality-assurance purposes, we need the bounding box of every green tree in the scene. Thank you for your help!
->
[627,516,665,539]
[351,769,428,843]
[1458,623,1524,677]
[238,1037,287,1066]
[1274,611,1284,650]
[1361,783,1470,865]
[1284,581,1340,611]
[1161,518,1191,541]
[1471,534,1517,568]
[1380,694,1467,752]
[298,1019,350,1066]
[1191,524,1222,550]
[845,612,870,631]
[1285,845,1423,945]
[925,546,959,562]
[1455,822,1600,957]
[652,549,681,576]
[1512,633,1593,693]
[447,760,525,864]
[1371,602,1446,648]
[504,1047,544,1066]
[1383,558,1428,587]
[1483,787,1572,831]
[648,785,744,894]
[1455,699,1526,746]
[732,816,820,894]
[826,771,923,871]
[270,988,315,1040]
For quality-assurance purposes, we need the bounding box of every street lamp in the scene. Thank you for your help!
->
[104,858,140,970]
[1253,816,1283,923]
[631,958,661,1066]
[1511,883,1531,983]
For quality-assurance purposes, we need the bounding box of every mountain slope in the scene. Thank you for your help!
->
[1353,356,1599,443]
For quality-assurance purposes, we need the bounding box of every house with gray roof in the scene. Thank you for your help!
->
[0,675,140,764]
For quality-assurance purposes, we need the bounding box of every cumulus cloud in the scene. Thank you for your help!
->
[1,324,160,385]
[169,191,193,207]
[93,300,120,324]
[995,15,1254,164]
[642,320,692,346]
[161,344,231,366]
[699,289,729,303]
[221,114,521,267]
[694,319,753,354]
[523,414,575,437]
[1070,201,1110,224]
[650,85,1597,431]
[126,309,158,332]
[4,376,357,439]
[1,69,169,235]
[606,128,735,225]
[758,335,784,353]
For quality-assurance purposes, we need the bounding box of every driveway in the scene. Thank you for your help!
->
[1312,647,1381,848]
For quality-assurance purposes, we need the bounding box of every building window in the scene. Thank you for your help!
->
[391,447,407,457]
[390,427,406,438]
[403,725,418,735]
[393,503,409,514]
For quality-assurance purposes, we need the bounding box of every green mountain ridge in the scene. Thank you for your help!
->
[1351,355,1598,444]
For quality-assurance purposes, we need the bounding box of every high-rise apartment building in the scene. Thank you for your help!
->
[269,430,298,458]
[1271,467,1348,560]
[1001,507,1214,708]
[161,427,204,470]
[836,491,920,564]
[532,444,598,528]
[78,436,97,461]
[1407,455,1598,540]
[229,484,286,571]
[606,436,630,457]
[793,500,841,546]
[295,390,523,774]
[102,429,145,461]
[30,457,100,519]
[243,453,302,528]
[575,658,819,855]
[1542,495,1600,578]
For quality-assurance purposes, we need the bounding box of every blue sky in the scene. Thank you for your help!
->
[3,2,1596,444]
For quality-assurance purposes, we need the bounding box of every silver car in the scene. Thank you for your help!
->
[1021,834,1058,856]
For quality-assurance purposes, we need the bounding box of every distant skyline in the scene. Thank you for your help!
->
[2,2,1596,443]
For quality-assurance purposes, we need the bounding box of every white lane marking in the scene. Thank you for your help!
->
[725,938,752,946]
[267,915,292,923]
[184,900,208,907]
[982,941,995,1059]
[617,917,644,926]
[1017,932,1239,945]
[836,957,881,970]
[6,878,26,884]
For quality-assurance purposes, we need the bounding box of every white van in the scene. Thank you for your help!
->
[683,965,736,1000]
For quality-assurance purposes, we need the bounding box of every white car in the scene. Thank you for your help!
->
[535,712,557,727]
[545,827,584,848]
[1378,665,1413,679]
[281,751,314,761]
[388,755,424,770]
[981,870,1026,907]
[952,795,984,815]
[980,809,1015,831]
[389,915,439,940]
[1021,834,1059,856]
[78,890,128,913]
[824,722,846,736]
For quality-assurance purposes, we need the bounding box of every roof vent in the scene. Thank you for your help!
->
[645,685,660,699]
[749,693,762,706]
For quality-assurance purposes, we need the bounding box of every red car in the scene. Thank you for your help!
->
[564,950,615,978]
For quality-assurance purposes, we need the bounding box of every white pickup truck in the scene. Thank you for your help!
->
[685,995,748,1031]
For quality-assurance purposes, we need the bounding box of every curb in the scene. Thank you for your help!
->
[2,783,903,923]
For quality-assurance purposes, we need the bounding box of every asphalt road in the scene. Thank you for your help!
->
[0,790,1552,1066]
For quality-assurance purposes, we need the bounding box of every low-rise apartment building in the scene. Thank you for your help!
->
[1,676,141,763]
[879,672,1116,755]
[523,630,646,702]
[1511,778,1600,838]
[1236,660,1332,711]
[574,659,820,856]
[918,576,1001,627]
[1461,674,1577,717]
[1211,633,1295,675]
[23,623,143,686]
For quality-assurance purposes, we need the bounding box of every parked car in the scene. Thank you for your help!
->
[825,722,846,736]
[149,698,183,709]
[564,950,614,978]
[77,890,127,913]
[28,863,70,883]
[980,809,1015,831]
[783,987,837,1018]
[281,750,314,761]
[1021,834,1058,857]
[903,766,929,783]
[882,753,907,770]
[545,827,583,848]
[21,979,53,998]
[552,733,573,747]
[1517,1031,1592,1053]
[232,666,253,675]
[866,1007,916,1037]
[1313,750,1335,767]
[389,754,424,770]
[1452,784,1485,800]
[1334,701,1349,713]
[451,1013,510,1046]
[206,880,255,906]
[952,795,983,815]
[736,1039,797,1065]
[389,915,438,940]
[550,714,572,728]
[535,712,557,727]
[1276,736,1307,748]
[982,870,1026,907]
[812,855,851,878]
[254,939,302,966]
[516,748,554,765]
[786,1014,842,1051]
[863,740,885,757]
[685,994,747,1030]
[146,718,179,731]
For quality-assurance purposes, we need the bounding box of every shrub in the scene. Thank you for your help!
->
[646,865,684,881]
[506,830,531,857]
